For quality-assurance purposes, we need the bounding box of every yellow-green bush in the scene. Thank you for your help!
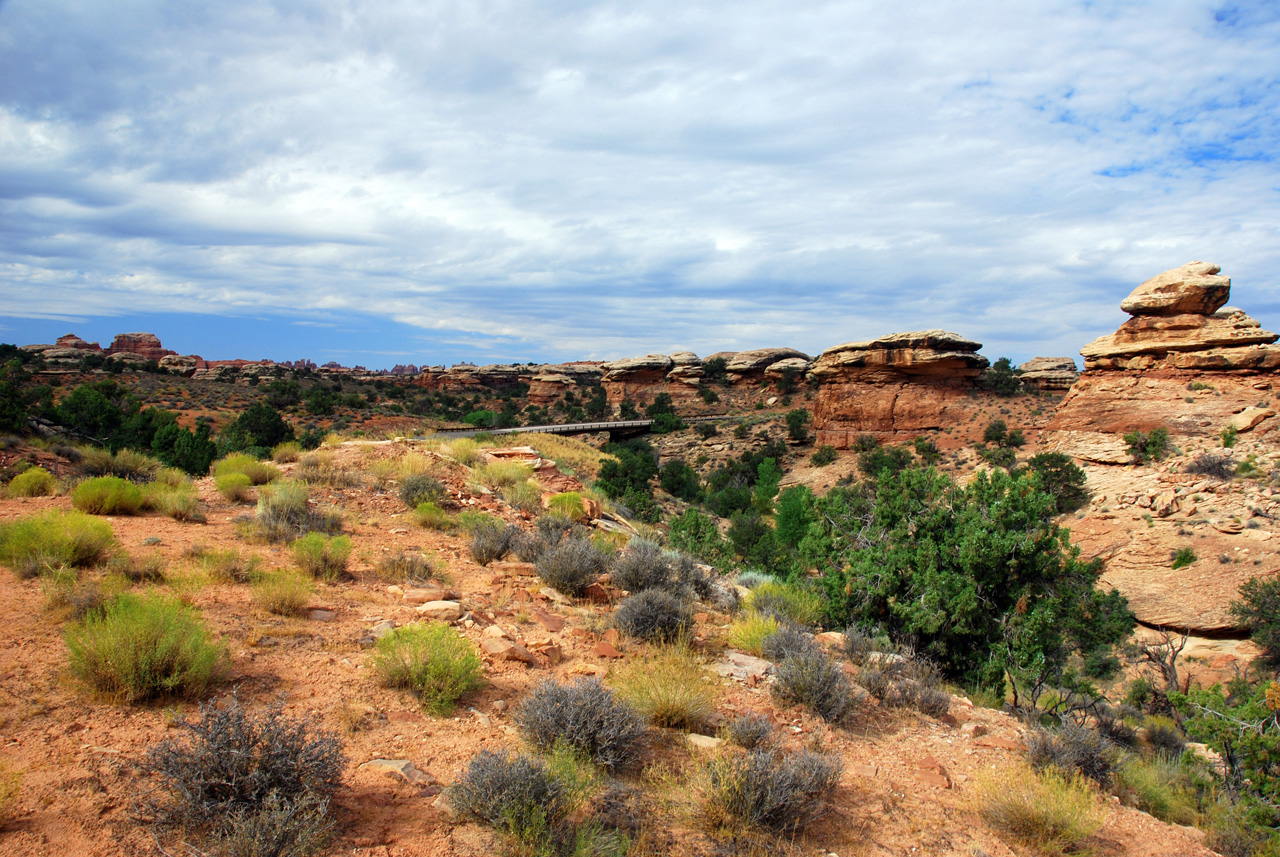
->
[502,479,542,513]
[371,622,484,715]
[7,466,56,498]
[727,612,782,656]
[72,476,145,515]
[0,509,116,576]
[546,491,587,522]
[143,482,201,522]
[64,592,228,703]
[472,460,533,490]
[745,581,825,628]
[0,759,20,828]
[1114,756,1197,825]
[213,453,280,486]
[413,502,452,530]
[444,438,482,467]
[215,472,254,502]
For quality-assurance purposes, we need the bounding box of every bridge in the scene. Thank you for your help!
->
[434,414,730,442]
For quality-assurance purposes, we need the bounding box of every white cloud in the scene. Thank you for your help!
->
[1,0,1279,366]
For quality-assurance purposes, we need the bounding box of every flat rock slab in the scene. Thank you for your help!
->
[359,759,435,785]
[712,652,774,683]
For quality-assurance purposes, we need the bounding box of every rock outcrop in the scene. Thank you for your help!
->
[526,363,605,405]
[54,334,101,351]
[1018,357,1079,392]
[1049,262,1280,438]
[106,333,175,362]
[811,331,989,445]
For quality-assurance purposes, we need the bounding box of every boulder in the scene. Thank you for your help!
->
[764,357,811,381]
[601,354,674,383]
[1119,261,1232,317]
[159,354,200,376]
[1230,407,1275,432]
[1080,310,1278,369]
[1017,357,1079,392]
[415,601,463,621]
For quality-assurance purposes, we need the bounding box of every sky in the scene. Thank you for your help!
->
[2,1,1280,370]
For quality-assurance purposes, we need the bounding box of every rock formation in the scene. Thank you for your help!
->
[526,363,605,405]
[106,332,175,362]
[810,331,989,445]
[1017,357,1078,392]
[1049,262,1280,437]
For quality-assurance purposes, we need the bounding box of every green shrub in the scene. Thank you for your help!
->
[784,409,810,442]
[291,533,352,581]
[139,697,342,853]
[1231,576,1280,665]
[975,763,1103,855]
[703,748,841,835]
[515,678,647,772]
[65,592,228,703]
[1021,452,1090,513]
[144,483,202,522]
[725,713,774,750]
[1221,425,1239,448]
[399,473,445,509]
[371,622,484,715]
[7,466,56,497]
[1123,427,1171,464]
[412,501,452,530]
[213,453,280,486]
[72,476,145,515]
[252,569,314,615]
[614,589,692,644]
[1171,547,1196,570]
[809,445,837,467]
[0,509,116,576]
[215,472,254,502]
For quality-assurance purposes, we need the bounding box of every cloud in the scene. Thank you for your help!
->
[2,0,1280,367]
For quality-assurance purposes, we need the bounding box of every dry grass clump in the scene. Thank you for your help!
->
[974,762,1104,855]
[296,452,361,488]
[471,460,533,491]
[395,450,439,477]
[190,546,259,584]
[412,501,452,530]
[501,479,542,513]
[1113,756,1197,825]
[545,491,588,522]
[507,433,613,478]
[0,509,116,577]
[1027,724,1118,786]
[370,622,484,715]
[724,714,774,750]
[0,759,21,829]
[398,473,445,509]
[77,447,162,481]
[6,466,56,497]
[252,569,314,616]
[64,592,228,703]
[271,441,303,463]
[373,552,436,584]
[443,438,483,466]
[143,482,202,522]
[611,645,717,730]
[469,519,517,566]
[106,551,166,582]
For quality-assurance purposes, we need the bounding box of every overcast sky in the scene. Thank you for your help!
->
[2,1,1279,369]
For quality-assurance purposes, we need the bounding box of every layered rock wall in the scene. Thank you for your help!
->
[810,331,989,446]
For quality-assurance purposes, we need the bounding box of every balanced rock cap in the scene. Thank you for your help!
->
[1119,261,1231,317]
